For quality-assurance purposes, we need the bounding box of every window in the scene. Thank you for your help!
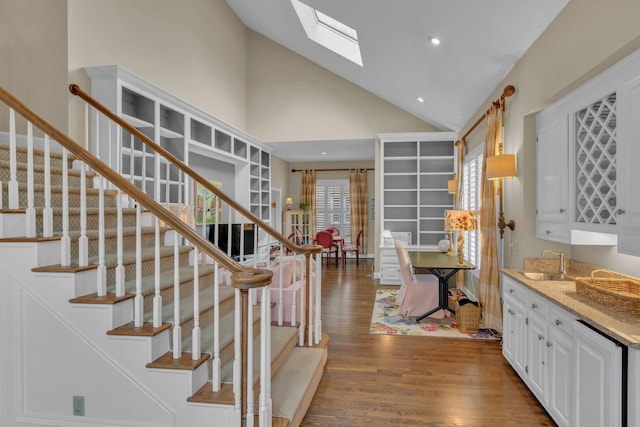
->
[461,145,483,275]
[290,0,363,66]
[316,179,351,240]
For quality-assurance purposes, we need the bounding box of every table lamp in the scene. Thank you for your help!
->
[285,197,293,210]
[445,210,477,265]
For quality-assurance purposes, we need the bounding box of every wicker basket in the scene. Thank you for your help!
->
[575,269,640,317]
[456,300,481,333]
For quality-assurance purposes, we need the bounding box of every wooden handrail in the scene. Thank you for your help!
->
[68,84,320,258]
[0,85,254,273]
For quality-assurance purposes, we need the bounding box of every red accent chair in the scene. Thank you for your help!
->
[315,230,338,267]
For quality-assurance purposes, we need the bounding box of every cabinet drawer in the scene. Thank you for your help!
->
[502,276,529,301]
[528,292,549,317]
[537,221,570,243]
[548,303,575,334]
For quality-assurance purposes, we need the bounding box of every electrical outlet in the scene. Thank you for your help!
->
[72,396,85,416]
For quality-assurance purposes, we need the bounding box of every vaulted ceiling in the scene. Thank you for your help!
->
[226,0,569,161]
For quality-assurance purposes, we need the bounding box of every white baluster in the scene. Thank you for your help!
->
[315,253,322,344]
[114,187,125,296]
[246,289,254,427]
[277,259,284,326]
[172,229,182,359]
[60,149,71,266]
[78,162,88,266]
[8,109,19,209]
[134,203,144,327]
[192,246,201,358]
[96,174,106,296]
[259,286,273,427]
[233,288,242,426]
[212,261,221,391]
[25,123,36,237]
[42,134,53,237]
[153,216,162,327]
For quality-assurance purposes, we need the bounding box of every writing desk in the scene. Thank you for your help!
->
[408,251,475,322]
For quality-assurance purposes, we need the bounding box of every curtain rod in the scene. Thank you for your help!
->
[455,85,516,147]
[291,168,374,173]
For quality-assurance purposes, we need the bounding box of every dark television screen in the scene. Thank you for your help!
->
[208,224,255,260]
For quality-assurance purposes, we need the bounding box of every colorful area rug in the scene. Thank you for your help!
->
[369,289,499,340]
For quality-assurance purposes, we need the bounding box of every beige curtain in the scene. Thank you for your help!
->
[301,169,316,240]
[349,168,368,251]
[478,104,502,333]
[454,140,466,209]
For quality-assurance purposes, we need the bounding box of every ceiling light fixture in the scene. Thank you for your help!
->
[429,37,441,46]
[321,152,328,155]
[417,97,425,103]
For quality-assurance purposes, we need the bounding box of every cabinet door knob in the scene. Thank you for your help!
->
[616,209,626,215]
[538,334,544,341]
[546,230,552,235]
[531,303,538,309]
[509,289,515,294]
[555,319,562,326]
[547,341,553,348]
[560,208,566,213]
[508,309,515,315]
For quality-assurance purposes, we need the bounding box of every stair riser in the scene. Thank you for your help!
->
[36,208,138,235]
[67,228,161,263]
[109,249,193,287]
[0,146,70,169]
[2,185,119,209]
[0,164,85,188]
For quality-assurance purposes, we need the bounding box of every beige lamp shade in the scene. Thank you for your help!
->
[285,197,293,209]
[486,154,516,180]
[447,179,457,194]
[445,210,477,231]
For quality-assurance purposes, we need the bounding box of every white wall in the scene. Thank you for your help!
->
[459,0,640,277]
[0,0,68,131]
[246,31,439,142]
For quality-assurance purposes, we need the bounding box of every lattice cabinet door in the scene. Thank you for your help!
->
[572,92,618,229]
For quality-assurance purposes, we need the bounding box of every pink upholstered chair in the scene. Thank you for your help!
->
[394,240,445,319]
[342,229,362,266]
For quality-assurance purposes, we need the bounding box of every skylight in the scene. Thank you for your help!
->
[291,0,363,67]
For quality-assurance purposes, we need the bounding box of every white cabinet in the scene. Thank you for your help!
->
[617,74,640,256]
[535,48,640,250]
[546,305,575,427]
[573,320,623,427]
[502,283,528,377]
[501,274,577,427]
[535,113,570,243]
[379,132,456,247]
[85,65,272,221]
[283,210,313,245]
[379,246,401,285]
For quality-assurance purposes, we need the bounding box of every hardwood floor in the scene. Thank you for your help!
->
[301,259,555,427]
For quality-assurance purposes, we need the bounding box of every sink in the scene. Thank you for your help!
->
[519,271,568,281]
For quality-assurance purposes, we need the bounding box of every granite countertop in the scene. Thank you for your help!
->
[502,259,640,348]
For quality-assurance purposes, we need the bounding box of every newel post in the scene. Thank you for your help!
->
[231,268,272,426]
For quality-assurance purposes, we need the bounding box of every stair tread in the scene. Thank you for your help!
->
[270,346,326,421]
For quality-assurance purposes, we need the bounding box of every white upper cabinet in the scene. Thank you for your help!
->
[617,75,640,256]
[536,113,569,242]
[535,48,640,252]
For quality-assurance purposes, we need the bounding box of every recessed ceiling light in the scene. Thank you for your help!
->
[417,97,425,103]
[321,152,328,155]
[429,37,441,46]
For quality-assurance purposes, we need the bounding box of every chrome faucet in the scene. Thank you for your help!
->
[541,249,566,276]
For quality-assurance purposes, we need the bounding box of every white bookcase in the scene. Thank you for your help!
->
[85,65,271,222]
[379,132,457,247]
[377,132,456,284]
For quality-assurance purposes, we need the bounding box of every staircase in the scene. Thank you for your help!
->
[0,87,326,427]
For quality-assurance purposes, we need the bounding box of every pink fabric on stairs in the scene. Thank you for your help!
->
[394,240,447,319]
